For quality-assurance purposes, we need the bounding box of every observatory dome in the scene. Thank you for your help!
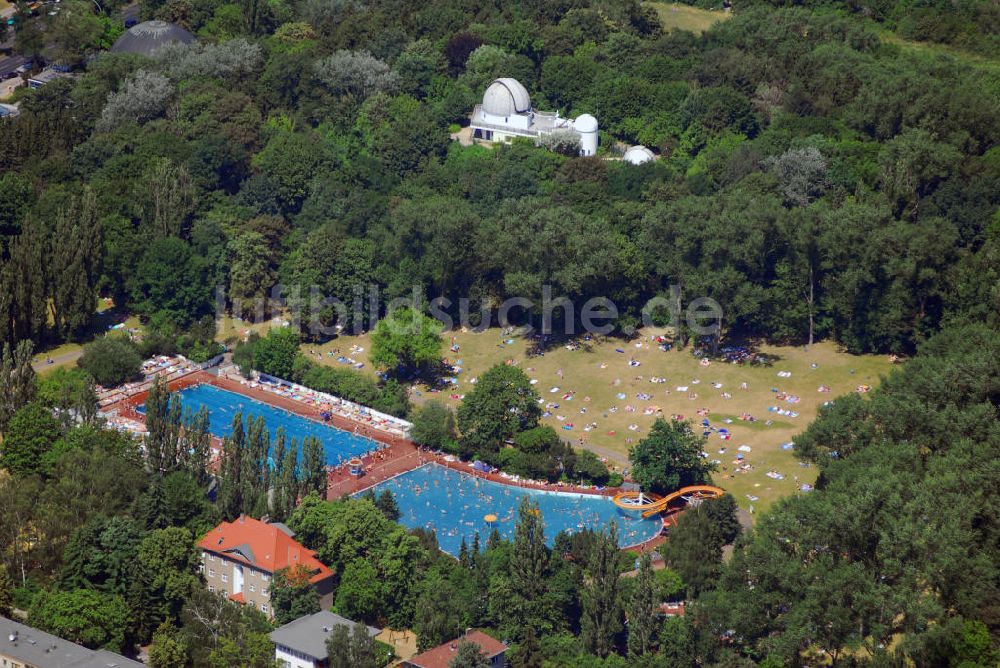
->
[482,78,531,116]
[623,145,655,165]
[111,20,194,56]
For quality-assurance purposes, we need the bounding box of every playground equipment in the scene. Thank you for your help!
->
[612,485,726,518]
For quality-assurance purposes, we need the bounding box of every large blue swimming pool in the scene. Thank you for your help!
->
[140,384,376,464]
[361,464,662,556]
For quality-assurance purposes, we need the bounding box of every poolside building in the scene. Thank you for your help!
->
[469,77,598,156]
[269,610,381,668]
[0,615,143,668]
[198,515,335,617]
[404,630,507,668]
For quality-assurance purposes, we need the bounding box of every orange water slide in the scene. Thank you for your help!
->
[612,485,726,518]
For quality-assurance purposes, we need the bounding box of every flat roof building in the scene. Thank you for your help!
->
[269,610,381,668]
[0,616,143,668]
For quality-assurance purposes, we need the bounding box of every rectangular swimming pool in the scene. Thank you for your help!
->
[140,383,377,464]
[361,464,662,556]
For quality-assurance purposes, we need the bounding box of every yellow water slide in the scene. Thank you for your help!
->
[612,485,726,518]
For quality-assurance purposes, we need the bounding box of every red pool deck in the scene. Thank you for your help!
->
[105,371,675,552]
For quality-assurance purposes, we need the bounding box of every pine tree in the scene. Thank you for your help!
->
[581,523,623,657]
[626,553,659,658]
[376,489,400,521]
[513,626,543,668]
[459,538,470,569]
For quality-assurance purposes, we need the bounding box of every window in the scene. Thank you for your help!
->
[221,573,228,583]
[208,569,215,578]
[220,590,227,597]
[208,554,216,561]
[262,573,270,581]
[261,604,268,613]
[249,584,255,592]
[208,586,214,593]
[262,588,269,596]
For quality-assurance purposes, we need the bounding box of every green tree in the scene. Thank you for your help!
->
[375,489,401,521]
[28,588,131,652]
[77,337,142,387]
[0,339,36,432]
[36,367,97,428]
[349,622,378,668]
[335,559,382,623]
[448,639,491,668]
[58,515,143,596]
[129,237,213,328]
[252,327,300,379]
[369,307,443,378]
[629,418,715,495]
[662,507,722,598]
[133,527,201,639]
[300,435,326,498]
[326,624,351,667]
[270,564,321,625]
[580,524,623,657]
[457,364,541,458]
[49,187,102,340]
[626,553,659,658]
[410,400,457,450]
[1,402,62,477]
[0,563,13,617]
[148,623,188,668]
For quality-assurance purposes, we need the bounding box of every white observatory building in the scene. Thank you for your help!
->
[470,78,598,156]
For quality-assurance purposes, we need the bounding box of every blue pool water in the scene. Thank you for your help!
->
[140,384,376,464]
[361,464,662,556]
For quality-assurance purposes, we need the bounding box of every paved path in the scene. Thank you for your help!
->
[32,349,82,372]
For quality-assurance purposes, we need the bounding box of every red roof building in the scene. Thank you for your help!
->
[404,631,507,668]
[198,515,335,616]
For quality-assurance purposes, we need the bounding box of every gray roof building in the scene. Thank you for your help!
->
[0,616,142,668]
[269,610,380,665]
[111,20,194,56]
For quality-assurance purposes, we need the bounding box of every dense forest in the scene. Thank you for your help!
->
[1,0,998,356]
[0,0,998,665]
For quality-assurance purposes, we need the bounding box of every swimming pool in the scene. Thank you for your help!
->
[361,464,662,556]
[140,384,376,464]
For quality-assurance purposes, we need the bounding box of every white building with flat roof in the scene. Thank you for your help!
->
[470,78,598,156]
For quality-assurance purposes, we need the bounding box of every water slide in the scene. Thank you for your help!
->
[612,485,726,518]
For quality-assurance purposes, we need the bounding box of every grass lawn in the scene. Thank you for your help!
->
[298,327,894,514]
[645,2,730,34]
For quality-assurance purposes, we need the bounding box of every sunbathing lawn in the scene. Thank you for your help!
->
[645,2,730,34]
[297,328,893,515]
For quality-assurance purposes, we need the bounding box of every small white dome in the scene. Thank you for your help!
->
[623,145,655,165]
[574,113,598,133]
[482,78,531,116]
